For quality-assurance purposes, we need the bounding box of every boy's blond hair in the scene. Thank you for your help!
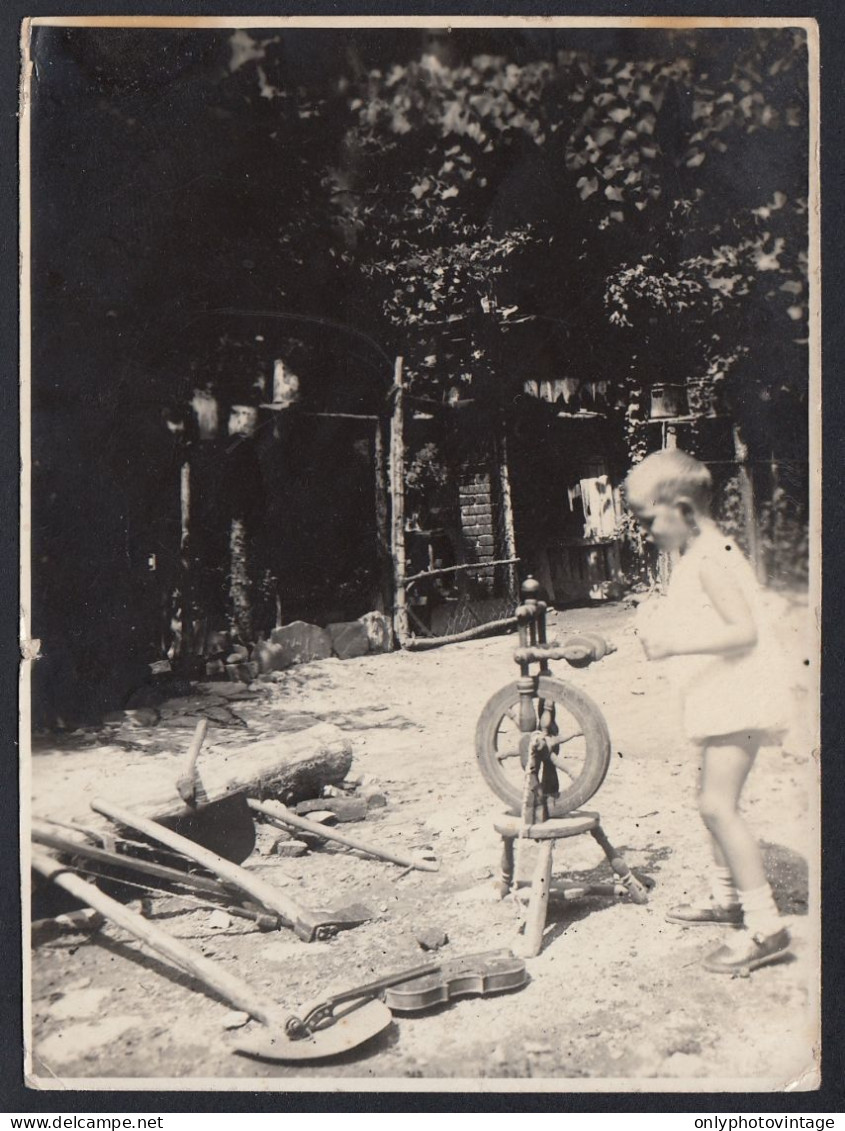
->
[624,449,713,511]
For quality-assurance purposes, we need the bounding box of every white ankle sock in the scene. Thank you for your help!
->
[738,883,781,936]
[710,866,739,909]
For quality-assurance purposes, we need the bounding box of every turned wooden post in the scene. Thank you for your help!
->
[516,577,541,733]
[499,835,515,898]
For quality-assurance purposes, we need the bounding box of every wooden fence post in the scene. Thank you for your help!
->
[373,416,393,620]
[179,451,192,658]
[389,356,409,644]
[496,419,519,598]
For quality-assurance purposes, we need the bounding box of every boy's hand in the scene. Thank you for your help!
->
[637,626,675,661]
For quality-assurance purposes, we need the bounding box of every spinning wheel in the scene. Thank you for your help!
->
[473,576,653,956]
[475,677,611,816]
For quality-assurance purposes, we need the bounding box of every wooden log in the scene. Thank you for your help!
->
[31,849,278,1025]
[101,723,353,826]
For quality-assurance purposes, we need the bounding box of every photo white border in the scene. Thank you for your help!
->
[18,12,822,1094]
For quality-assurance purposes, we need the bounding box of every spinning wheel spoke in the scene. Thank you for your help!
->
[545,730,584,748]
[496,747,523,764]
[550,756,579,781]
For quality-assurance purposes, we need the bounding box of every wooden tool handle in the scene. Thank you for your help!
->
[248,798,440,873]
[31,820,235,899]
[31,848,276,1025]
[184,718,208,776]
[91,798,309,932]
[177,719,209,804]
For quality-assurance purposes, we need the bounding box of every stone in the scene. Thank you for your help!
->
[208,910,231,930]
[297,797,368,823]
[254,638,289,674]
[159,696,204,717]
[327,620,370,660]
[317,796,362,817]
[226,661,259,683]
[124,707,160,728]
[295,808,338,826]
[365,791,388,810]
[358,611,392,654]
[269,621,332,667]
[416,927,449,952]
[195,681,261,700]
[271,836,309,858]
[205,659,226,678]
[205,629,231,655]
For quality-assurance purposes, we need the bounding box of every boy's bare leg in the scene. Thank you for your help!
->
[698,734,765,891]
[697,733,788,967]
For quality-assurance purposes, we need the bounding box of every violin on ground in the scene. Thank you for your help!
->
[284,948,528,1039]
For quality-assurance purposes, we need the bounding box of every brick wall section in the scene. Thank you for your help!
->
[458,466,497,593]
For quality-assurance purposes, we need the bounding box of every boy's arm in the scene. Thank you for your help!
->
[640,559,758,660]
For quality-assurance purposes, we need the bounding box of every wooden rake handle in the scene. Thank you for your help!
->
[90,798,311,933]
[31,848,276,1025]
[248,798,440,872]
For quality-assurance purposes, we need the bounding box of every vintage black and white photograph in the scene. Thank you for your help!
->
[20,15,820,1090]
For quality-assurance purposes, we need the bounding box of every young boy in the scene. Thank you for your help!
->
[624,449,791,974]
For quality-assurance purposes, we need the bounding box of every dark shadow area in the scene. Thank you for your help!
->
[762,840,809,916]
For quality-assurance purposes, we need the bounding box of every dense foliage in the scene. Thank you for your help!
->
[29,26,811,719]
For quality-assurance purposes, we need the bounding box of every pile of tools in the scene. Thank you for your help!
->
[32,720,527,1062]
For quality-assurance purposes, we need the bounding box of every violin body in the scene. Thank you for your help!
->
[382,949,527,1013]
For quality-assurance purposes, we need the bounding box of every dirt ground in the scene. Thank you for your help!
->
[26,596,819,1090]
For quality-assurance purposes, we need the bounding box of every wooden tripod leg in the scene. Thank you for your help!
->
[498,835,515,899]
[590,825,650,904]
[523,839,554,957]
